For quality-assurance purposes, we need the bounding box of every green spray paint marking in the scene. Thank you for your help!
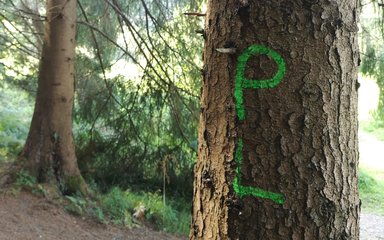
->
[233,45,286,204]
[235,45,286,121]
[233,139,285,204]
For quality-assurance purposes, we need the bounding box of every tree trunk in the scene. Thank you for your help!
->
[20,0,86,195]
[376,81,384,121]
[190,1,360,239]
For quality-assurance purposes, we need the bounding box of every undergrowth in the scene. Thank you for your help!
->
[63,187,191,236]
[10,159,384,237]
[100,187,190,236]
[0,85,33,161]
[13,171,190,236]
[359,169,384,216]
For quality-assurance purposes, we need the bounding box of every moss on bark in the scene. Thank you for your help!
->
[63,175,88,196]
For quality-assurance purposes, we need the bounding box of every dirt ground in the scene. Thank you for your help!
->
[0,188,383,239]
[360,213,384,240]
[0,191,186,240]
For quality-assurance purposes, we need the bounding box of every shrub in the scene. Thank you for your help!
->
[0,86,33,161]
[100,187,190,236]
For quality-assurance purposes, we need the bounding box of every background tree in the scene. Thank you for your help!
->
[71,0,203,199]
[0,0,204,233]
[190,0,360,239]
[0,0,204,199]
[360,0,384,123]
[19,0,87,194]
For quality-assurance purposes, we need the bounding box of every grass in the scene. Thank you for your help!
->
[359,168,384,216]
[360,120,384,141]
[359,119,384,215]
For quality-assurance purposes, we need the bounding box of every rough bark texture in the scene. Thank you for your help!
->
[190,0,360,239]
[20,0,86,194]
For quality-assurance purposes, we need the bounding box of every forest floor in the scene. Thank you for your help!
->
[359,130,384,240]
[0,130,382,240]
[0,190,187,240]
[0,188,382,240]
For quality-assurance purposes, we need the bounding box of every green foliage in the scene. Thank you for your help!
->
[361,47,376,75]
[31,184,48,196]
[359,169,384,215]
[63,194,107,224]
[0,0,202,201]
[61,175,88,196]
[359,170,376,190]
[361,119,384,141]
[65,195,88,216]
[14,170,48,197]
[73,3,203,200]
[100,187,190,235]
[100,187,134,226]
[16,170,36,188]
[0,0,40,92]
[89,205,106,224]
[0,85,33,161]
[360,4,384,122]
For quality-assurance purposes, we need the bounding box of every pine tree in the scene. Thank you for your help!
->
[190,1,360,239]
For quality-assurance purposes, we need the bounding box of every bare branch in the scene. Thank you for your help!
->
[184,12,206,17]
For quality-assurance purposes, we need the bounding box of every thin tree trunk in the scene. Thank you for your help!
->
[376,83,384,121]
[190,1,360,239]
[20,0,86,194]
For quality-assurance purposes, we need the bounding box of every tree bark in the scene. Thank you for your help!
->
[190,1,360,239]
[20,0,86,194]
